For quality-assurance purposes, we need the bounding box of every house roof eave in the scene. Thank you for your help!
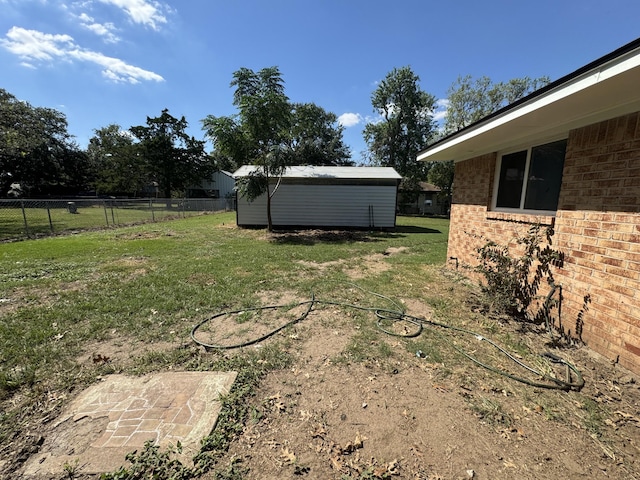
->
[417,37,640,163]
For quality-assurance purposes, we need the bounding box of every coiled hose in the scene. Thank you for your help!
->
[190,288,584,391]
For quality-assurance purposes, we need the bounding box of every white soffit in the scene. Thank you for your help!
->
[418,44,640,162]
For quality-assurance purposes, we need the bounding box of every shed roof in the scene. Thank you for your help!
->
[233,165,402,180]
[417,37,640,163]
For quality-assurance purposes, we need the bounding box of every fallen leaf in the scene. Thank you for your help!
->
[92,353,110,364]
[387,459,400,474]
[373,465,388,477]
[330,456,343,471]
[299,409,311,421]
[310,425,326,438]
[410,445,423,457]
[280,447,296,464]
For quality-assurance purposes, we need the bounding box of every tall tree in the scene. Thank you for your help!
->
[0,88,85,196]
[427,160,455,208]
[130,109,209,200]
[443,75,550,134]
[288,102,352,166]
[203,66,292,231]
[87,124,144,196]
[363,66,437,186]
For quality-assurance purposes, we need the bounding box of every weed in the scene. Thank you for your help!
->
[470,396,513,426]
[376,340,394,358]
[100,441,190,480]
[475,224,563,320]
[63,458,79,479]
[405,339,444,363]
[580,397,606,437]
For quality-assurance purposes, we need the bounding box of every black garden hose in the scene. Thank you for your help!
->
[190,286,584,391]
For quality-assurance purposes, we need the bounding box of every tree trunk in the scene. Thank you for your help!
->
[266,190,273,232]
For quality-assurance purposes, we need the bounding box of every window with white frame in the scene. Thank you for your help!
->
[493,139,567,213]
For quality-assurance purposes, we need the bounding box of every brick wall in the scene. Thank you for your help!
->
[447,111,640,373]
[554,112,640,372]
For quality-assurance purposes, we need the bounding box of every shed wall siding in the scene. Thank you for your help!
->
[237,184,397,228]
[446,111,640,373]
[200,172,235,197]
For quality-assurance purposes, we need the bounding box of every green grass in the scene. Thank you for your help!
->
[0,212,455,478]
[0,213,449,440]
[0,203,207,240]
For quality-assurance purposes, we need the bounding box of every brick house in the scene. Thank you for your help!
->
[417,38,640,373]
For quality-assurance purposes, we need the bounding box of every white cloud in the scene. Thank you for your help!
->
[338,112,362,128]
[432,98,449,122]
[72,47,163,83]
[0,27,73,60]
[98,0,168,30]
[76,12,120,43]
[1,26,164,84]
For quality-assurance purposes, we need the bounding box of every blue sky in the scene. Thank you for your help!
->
[1,0,639,162]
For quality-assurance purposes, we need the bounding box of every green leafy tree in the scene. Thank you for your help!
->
[130,109,210,201]
[203,67,354,230]
[87,124,146,196]
[0,88,87,196]
[443,75,550,134]
[363,66,437,187]
[203,66,292,231]
[427,160,454,210]
[288,102,352,166]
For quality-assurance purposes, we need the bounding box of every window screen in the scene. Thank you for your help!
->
[496,150,527,208]
[524,139,566,211]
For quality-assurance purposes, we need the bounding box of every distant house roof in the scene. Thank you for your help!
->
[233,165,402,180]
[418,182,441,193]
[417,37,640,163]
[398,180,441,192]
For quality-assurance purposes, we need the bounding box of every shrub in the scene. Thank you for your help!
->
[475,224,563,320]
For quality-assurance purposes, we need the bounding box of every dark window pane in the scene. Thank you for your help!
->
[496,150,527,208]
[524,139,567,211]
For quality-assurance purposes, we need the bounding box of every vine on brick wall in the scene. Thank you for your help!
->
[475,224,564,321]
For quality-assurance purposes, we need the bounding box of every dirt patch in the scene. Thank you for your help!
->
[297,246,408,280]
[219,312,640,480]
[103,256,151,279]
[191,292,313,350]
[113,231,177,240]
[268,229,381,245]
[0,277,95,315]
[297,259,345,272]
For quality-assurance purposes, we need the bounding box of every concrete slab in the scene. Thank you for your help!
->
[23,371,237,477]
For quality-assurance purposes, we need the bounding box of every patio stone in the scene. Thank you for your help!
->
[22,371,237,477]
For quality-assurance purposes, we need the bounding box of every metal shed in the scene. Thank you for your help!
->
[233,165,401,229]
[188,170,235,199]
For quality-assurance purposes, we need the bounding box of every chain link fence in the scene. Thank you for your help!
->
[0,197,236,241]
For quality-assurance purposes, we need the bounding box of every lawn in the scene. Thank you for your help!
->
[0,201,210,241]
[2,213,635,479]
[0,213,448,444]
